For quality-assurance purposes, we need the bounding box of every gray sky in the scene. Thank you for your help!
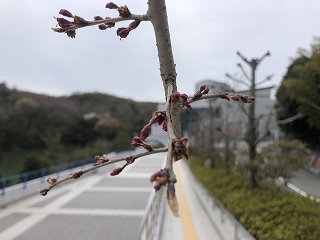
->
[0,0,319,102]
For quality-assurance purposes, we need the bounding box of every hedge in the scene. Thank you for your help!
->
[188,155,320,240]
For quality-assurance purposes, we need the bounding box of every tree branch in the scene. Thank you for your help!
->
[38,146,168,196]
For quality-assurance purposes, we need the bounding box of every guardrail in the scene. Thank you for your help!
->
[181,161,256,240]
[1,157,95,196]
[0,157,96,207]
[135,181,166,240]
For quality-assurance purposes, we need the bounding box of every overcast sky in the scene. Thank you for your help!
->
[0,1,319,102]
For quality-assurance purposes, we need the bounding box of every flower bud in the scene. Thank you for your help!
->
[167,191,179,217]
[98,24,107,30]
[180,93,188,101]
[162,120,167,132]
[110,167,124,176]
[118,5,131,18]
[172,92,180,100]
[56,18,73,28]
[231,96,240,101]
[94,16,103,21]
[200,84,206,91]
[59,9,73,18]
[203,87,210,94]
[116,27,131,38]
[132,136,141,142]
[140,124,152,141]
[47,177,57,185]
[105,2,119,9]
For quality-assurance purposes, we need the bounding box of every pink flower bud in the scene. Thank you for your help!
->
[59,9,73,18]
[132,136,141,142]
[105,2,119,9]
[172,92,180,100]
[116,27,131,38]
[94,16,103,21]
[56,18,73,28]
[140,125,152,141]
[200,85,206,91]
[110,167,124,176]
[162,120,167,132]
[118,5,131,18]
[98,24,107,30]
[203,87,210,94]
[180,94,188,101]
[183,100,190,106]
[231,96,240,101]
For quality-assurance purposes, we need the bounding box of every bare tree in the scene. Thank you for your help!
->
[226,51,272,189]
[40,1,255,216]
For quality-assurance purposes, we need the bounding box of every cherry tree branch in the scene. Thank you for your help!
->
[52,14,148,33]
[39,147,168,196]
[44,1,256,217]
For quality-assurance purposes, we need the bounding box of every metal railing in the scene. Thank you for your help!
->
[135,187,166,240]
[1,157,94,197]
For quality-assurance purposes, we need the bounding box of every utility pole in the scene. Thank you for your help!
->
[226,51,273,189]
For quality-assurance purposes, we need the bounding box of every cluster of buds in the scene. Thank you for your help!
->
[219,92,255,103]
[131,136,153,152]
[105,2,140,39]
[53,3,140,39]
[172,138,189,161]
[150,170,179,217]
[110,156,135,176]
[94,154,109,166]
[239,95,255,103]
[94,16,115,30]
[171,92,192,110]
[105,2,131,18]
[150,169,168,191]
[70,171,83,179]
[46,177,57,185]
[116,20,141,39]
[193,84,210,100]
[131,111,168,151]
[53,9,89,38]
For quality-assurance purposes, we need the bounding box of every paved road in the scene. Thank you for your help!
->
[290,169,320,198]
[0,152,166,240]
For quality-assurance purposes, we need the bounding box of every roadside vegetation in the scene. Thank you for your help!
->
[188,155,320,240]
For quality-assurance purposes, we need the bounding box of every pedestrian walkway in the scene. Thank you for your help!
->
[160,160,221,240]
[0,152,166,240]
[0,152,222,240]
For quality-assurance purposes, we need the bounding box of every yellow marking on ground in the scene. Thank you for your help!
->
[175,162,198,240]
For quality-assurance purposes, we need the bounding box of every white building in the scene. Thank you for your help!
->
[151,80,280,150]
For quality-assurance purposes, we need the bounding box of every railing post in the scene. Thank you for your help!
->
[69,162,74,172]
[1,179,6,196]
[56,165,60,178]
[23,173,28,189]
[81,159,85,169]
[41,169,46,183]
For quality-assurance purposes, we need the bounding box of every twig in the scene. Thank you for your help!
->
[39,147,168,196]
[52,14,148,33]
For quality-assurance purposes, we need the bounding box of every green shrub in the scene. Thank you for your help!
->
[188,155,320,240]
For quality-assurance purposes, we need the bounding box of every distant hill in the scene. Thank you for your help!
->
[0,82,157,150]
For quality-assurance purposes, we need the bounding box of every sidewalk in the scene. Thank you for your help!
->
[160,160,221,240]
